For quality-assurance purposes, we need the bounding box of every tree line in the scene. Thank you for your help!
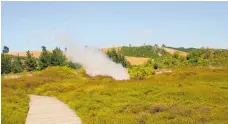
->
[1,46,130,74]
[1,46,81,74]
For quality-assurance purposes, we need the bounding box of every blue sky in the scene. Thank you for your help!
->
[2,2,228,52]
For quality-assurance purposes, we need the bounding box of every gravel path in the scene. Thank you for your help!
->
[26,95,81,124]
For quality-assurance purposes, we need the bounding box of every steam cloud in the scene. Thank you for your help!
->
[59,36,129,80]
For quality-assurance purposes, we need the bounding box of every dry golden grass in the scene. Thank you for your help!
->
[101,47,122,53]
[125,56,150,65]
[8,51,41,58]
[163,47,188,57]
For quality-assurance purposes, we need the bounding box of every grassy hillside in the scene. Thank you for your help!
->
[2,66,228,124]
[121,45,170,58]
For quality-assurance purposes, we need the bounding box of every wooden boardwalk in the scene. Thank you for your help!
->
[26,95,82,124]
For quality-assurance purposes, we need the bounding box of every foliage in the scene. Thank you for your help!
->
[2,67,228,124]
[1,88,29,124]
[128,65,155,79]
[106,48,130,67]
[3,46,9,53]
[1,53,12,74]
[154,54,187,68]
[128,59,156,79]
[2,46,82,74]
[187,48,228,66]
[67,61,82,69]
[121,45,170,58]
[165,46,198,52]
[11,55,24,73]
[51,47,67,66]
[39,46,52,70]
[25,51,38,71]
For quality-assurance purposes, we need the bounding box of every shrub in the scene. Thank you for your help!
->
[67,61,82,69]
[106,48,130,67]
[1,53,12,74]
[25,50,38,71]
[11,55,24,73]
[39,46,52,70]
[51,47,67,66]
[128,65,155,79]
[173,51,180,59]
[1,88,29,124]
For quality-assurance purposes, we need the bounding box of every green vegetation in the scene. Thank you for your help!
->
[2,88,29,124]
[119,45,228,69]
[2,45,228,124]
[186,48,228,66]
[121,45,170,58]
[2,46,9,53]
[128,59,155,79]
[67,61,82,69]
[2,66,228,124]
[3,45,228,75]
[1,66,78,124]
[25,51,38,71]
[39,46,52,70]
[11,55,24,73]
[51,47,68,66]
[1,46,81,74]
[1,54,12,74]
[107,48,130,67]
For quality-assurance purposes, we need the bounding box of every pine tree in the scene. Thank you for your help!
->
[11,55,23,73]
[106,48,130,67]
[39,46,52,70]
[2,46,9,53]
[51,47,67,66]
[25,50,38,71]
[1,53,12,74]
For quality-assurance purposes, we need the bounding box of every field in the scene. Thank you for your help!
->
[163,47,188,57]
[2,66,228,124]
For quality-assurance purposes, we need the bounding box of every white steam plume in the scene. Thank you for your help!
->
[59,35,130,80]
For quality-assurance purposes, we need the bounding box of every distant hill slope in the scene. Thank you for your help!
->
[166,47,197,52]
[163,47,188,57]
[120,45,170,58]
[125,56,150,65]
[7,51,41,58]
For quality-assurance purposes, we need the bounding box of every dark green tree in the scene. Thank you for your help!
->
[106,48,130,67]
[1,54,12,74]
[25,50,38,71]
[67,61,81,69]
[39,46,52,70]
[11,54,23,73]
[2,46,9,53]
[51,47,67,66]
